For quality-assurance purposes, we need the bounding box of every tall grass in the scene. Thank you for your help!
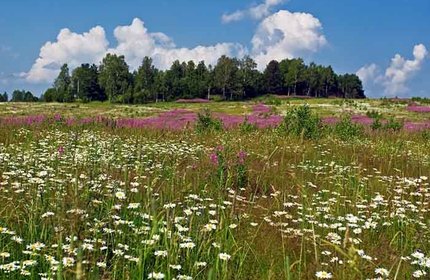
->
[0,110,429,279]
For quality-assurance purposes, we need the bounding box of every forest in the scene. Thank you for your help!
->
[3,54,366,103]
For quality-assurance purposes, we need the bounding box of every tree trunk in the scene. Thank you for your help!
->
[294,74,297,95]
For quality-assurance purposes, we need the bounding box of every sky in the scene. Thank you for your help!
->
[0,0,429,98]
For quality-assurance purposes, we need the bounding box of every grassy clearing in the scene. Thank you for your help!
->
[0,100,429,279]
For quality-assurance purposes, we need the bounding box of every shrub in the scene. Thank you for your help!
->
[422,130,430,142]
[262,95,282,106]
[366,110,383,119]
[195,109,223,133]
[239,117,257,133]
[383,117,403,131]
[371,118,383,130]
[280,105,322,140]
[334,115,364,141]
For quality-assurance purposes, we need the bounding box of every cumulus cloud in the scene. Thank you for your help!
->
[107,18,245,70]
[222,0,286,23]
[383,44,428,95]
[356,44,429,96]
[25,11,326,84]
[251,10,327,68]
[26,26,108,83]
[25,18,244,83]
[356,64,379,86]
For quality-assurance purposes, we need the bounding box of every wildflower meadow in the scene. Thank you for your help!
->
[0,98,430,279]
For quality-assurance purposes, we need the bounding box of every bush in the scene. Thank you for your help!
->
[366,110,383,119]
[422,130,430,142]
[239,117,257,133]
[195,109,223,133]
[279,105,322,140]
[262,95,282,106]
[334,116,364,141]
[383,117,403,131]
[371,118,383,130]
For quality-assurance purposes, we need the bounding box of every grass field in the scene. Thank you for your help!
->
[0,98,430,279]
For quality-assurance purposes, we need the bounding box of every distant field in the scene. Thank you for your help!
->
[0,97,429,120]
[0,98,430,279]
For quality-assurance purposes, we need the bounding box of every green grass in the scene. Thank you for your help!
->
[0,99,429,279]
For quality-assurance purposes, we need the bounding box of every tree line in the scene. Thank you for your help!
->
[3,54,366,103]
[0,90,39,102]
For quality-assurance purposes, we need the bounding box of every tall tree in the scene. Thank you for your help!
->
[42,88,56,102]
[54,64,72,102]
[0,92,7,102]
[99,54,131,102]
[238,56,261,98]
[195,61,211,99]
[71,64,105,102]
[214,55,240,100]
[134,57,157,103]
[338,74,365,99]
[11,90,37,102]
[320,66,337,97]
[282,58,306,95]
[264,60,283,94]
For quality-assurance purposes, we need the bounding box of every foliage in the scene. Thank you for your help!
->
[10,90,38,102]
[99,54,131,102]
[37,54,366,104]
[0,92,8,102]
[371,117,383,130]
[383,117,404,131]
[195,109,223,133]
[366,110,383,119]
[239,117,258,133]
[264,60,283,94]
[280,104,322,140]
[411,96,430,104]
[333,115,364,140]
[71,64,105,102]
[261,95,282,106]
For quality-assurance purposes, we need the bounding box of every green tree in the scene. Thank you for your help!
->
[134,57,157,103]
[0,92,7,102]
[53,64,73,102]
[71,64,105,102]
[320,66,337,97]
[281,58,306,95]
[165,60,186,101]
[42,88,57,102]
[214,55,240,100]
[99,53,131,102]
[264,60,283,94]
[195,61,211,99]
[338,74,365,99]
[11,90,37,102]
[153,71,168,102]
[238,56,261,98]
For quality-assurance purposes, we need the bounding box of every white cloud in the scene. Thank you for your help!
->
[251,10,327,68]
[221,11,245,24]
[383,44,428,95]
[108,18,245,70]
[26,26,108,83]
[356,63,379,86]
[222,0,286,23]
[25,11,326,84]
[25,18,244,83]
[356,44,429,96]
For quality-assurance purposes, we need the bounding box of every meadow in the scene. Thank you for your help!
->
[0,97,430,279]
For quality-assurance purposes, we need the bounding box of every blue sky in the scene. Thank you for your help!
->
[0,0,429,97]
